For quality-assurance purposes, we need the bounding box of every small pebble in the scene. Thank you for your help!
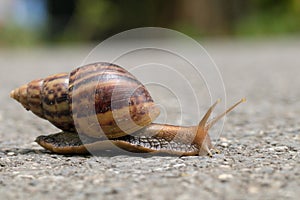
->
[248,186,259,194]
[270,141,279,146]
[268,147,275,151]
[172,163,186,168]
[220,142,229,147]
[259,130,264,135]
[220,137,228,142]
[7,152,15,156]
[16,175,35,179]
[220,165,230,169]
[274,146,288,152]
[218,174,233,182]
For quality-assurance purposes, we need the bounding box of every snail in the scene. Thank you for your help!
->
[10,62,245,156]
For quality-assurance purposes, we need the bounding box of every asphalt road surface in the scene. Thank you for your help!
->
[0,38,299,200]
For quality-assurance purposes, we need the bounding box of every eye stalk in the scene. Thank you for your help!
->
[206,98,246,130]
[195,98,246,156]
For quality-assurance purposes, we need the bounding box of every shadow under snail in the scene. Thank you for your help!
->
[10,62,245,156]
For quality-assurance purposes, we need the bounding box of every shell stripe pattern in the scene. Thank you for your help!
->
[14,73,74,131]
[41,73,73,131]
[68,63,159,138]
[12,62,159,139]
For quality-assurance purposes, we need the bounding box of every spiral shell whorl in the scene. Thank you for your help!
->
[69,63,160,138]
[10,73,74,131]
[10,62,160,139]
[41,73,74,131]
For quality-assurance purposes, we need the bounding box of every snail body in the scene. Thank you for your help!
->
[10,62,245,156]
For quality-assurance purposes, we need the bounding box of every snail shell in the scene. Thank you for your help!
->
[10,62,160,139]
[10,62,245,156]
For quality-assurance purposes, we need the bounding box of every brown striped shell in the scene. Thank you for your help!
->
[10,62,160,139]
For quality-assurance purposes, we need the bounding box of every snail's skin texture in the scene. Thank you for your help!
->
[35,124,208,156]
[10,62,245,156]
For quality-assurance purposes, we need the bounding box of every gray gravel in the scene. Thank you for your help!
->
[0,38,300,200]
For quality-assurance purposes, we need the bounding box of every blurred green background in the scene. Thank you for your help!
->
[1,0,299,46]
